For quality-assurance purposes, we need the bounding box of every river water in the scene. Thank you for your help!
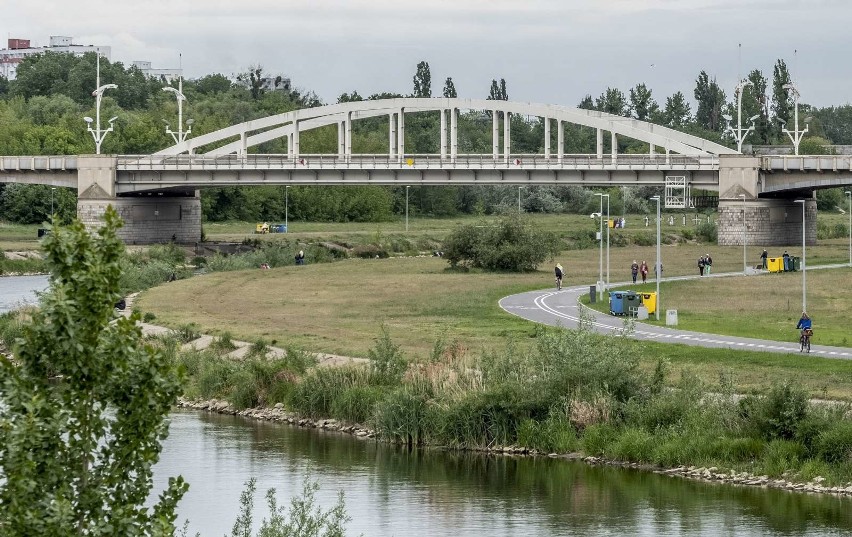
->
[3,276,852,536]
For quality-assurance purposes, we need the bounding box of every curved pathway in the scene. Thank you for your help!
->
[499,265,852,359]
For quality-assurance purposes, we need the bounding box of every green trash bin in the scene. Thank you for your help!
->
[792,256,801,271]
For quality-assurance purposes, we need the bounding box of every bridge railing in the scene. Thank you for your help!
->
[1,155,78,171]
[761,155,852,172]
[117,153,718,171]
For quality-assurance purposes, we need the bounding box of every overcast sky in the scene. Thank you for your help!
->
[3,0,850,109]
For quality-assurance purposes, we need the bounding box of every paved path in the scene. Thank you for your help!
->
[499,264,852,359]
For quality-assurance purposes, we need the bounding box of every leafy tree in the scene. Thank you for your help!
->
[0,207,187,536]
[487,78,508,101]
[237,65,268,100]
[595,87,629,117]
[739,69,771,144]
[0,74,9,96]
[577,95,594,110]
[443,77,457,98]
[412,60,431,98]
[694,70,727,132]
[662,91,692,128]
[771,59,793,142]
[629,83,658,121]
[194,73,233,95]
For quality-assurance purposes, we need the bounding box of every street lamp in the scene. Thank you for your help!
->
[406,186,410,232]
[738,193,747,273]
[285,186,290,233]
[781,81,809,155]
[846,191,851,266]
[722,79,758,153]
[85,54,118,154]
[518,186,523,213]
[50,187,56,218]
[595,193,611,290]
[162,66,193,144]
[794,199,807,313]
[650,195,661,321]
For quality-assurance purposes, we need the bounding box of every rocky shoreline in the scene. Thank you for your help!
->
[177,397,852,498]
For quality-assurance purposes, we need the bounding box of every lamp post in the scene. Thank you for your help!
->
[794,199,806,313]
[50,187,56,218]
[518,186,523,213]
[162,65,193,144]
[596,193,610,290]
[738,193,747,274]
[846,191,851,266]
[406,186,410,232]
[285,185,290,233]
[650,195,661,321]
[593,193,604,300]
[84,54,118,154]
[722,79,759,153]
[781,81,809,155]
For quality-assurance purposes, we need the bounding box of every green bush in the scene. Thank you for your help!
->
[758,439,806,477]
[330,385,385,424]
[352,244,389,259]
[289,366,370,418]
[443,214,561,271]
[374,387,429,445]
[368,326,407,385]
[695,220,718,243]
[581,423,620,456]
[739,381,809,441]
[815,421,852,464]
[197,358,236,399]
[607,427,656,463]
[516,411,578,453]
[631,232,656,247]
[172,323,201,343]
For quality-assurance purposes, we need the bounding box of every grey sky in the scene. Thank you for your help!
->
[3,0,850,109]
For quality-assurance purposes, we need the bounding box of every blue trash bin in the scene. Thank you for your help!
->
[609,292,625,315]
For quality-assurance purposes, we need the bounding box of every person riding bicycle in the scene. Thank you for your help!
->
[554,263,564,290]
[796,312,813,342]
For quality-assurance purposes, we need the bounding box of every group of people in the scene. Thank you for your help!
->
[630,260,650,284]
[759,249,791,269]
[698,254,713,276]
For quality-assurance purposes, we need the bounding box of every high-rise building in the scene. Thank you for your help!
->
[0,36,111,79]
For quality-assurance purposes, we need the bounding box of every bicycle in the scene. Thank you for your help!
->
[799,328,812,353]
[555,277,562,291]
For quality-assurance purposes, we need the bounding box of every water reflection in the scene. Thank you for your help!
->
[0,274,48,313]
[155,410,852,537]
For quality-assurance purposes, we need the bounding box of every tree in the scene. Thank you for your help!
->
[237,65,267,100]
[694,71,727,132]
[412,61,431,98]
[487,78,508,101]
[595,87,629,117]
[629,83,658,121]
[194,73,233,95]
[577,95,595,110]
[0,207,187,536]
[771,59,793,142]
[662,91,692,128]
[443,77,457,98]
[742,69,771,144]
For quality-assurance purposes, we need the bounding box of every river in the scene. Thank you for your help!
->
[4,276,852,536]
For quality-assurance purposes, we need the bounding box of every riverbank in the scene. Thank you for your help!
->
[178,396,852,498]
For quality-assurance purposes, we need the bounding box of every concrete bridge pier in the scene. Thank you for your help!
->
[717,155,816,246]
[76,155,202,244]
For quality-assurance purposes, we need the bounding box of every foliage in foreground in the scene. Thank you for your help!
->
[443,213,561,271]
[174,313,852,486]
[0,207,186,536]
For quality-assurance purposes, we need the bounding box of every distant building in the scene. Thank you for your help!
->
[131,61,182,83]
[0,36,111,79]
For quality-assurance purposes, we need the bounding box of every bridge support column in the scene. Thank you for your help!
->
[611,132,617,163]
[717,155,816,246]
[503,111,511,162]
[557,120,564,162]
[492,110,499,159]
[440,109,447,158]
[544,118,551,159]
[596,128,603,159]
[389,113,396,159]
[450,108,458,162]
[397,108,405,162]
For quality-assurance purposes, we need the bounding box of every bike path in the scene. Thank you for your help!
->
[499,265,852,359]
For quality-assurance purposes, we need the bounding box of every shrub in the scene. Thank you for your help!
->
[758,439,806,477]
[210,332,237,354]
[374,387,429,445]
[368,326,407,385]
[815,421,852,464]
[172,323,201,343]
[289,366,370,418]
[739,381,809,441]
[352,244,389,259]
[197,358,236,399]
[143,312,156,322]
[695,220,717,243]
[581,423,620,456]
[631,232,656,247]
[330,385,385,424]
[607,427,656,463]
[516,410,578,453]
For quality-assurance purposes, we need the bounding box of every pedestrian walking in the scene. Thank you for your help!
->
[640,261,648,283]
[554,263,564,290]
[631,260,639,284]
[760,249,768,269]
[698,255,705,276]
[705,253,713,275]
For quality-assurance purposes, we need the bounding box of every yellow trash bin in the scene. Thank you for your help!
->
[767,257,783,273]
[640,292,657,315]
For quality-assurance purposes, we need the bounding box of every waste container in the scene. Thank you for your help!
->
[589,285,596,304]
[609,292,625,315]
[624,291,641,316]
[37,228,49,238]
[767,257,783,273]
[270,224,287,233]
[666,309,679,326]
[792,256,801,271]
[640,292,657,315]
[636,306,649,320]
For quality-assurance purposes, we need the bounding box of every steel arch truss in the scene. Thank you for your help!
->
[154,98,737,159]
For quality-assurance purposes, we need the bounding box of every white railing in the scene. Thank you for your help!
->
[761,155,852,172]
[0,156,78,171]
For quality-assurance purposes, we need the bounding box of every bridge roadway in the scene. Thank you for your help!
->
[499,264,852,359]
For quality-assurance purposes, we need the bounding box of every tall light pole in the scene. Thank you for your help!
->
[597,193,610,290]
[794,199,806,313]
[594,193,604,300]
[50,187,56,218]
[405,185,410,232]
[84,54,118,154]
[738,193,747,273]
[285,185,290,233]
[722,79,759,153]
[162,58,193,144]
[650,195,661,321]
[846,191,851,266]
[518,186,523,212]
[781,81,809,155]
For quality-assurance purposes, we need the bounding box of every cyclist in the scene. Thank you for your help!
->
[796,312,813,350]
[554,263,564,290]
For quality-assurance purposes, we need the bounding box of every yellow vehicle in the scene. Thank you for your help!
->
[255,222,270,234]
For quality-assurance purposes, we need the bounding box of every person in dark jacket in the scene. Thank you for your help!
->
[554,263,564,290]
[631,260,639,283]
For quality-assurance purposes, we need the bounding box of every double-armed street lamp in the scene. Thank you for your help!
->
[780,81,810,156]
[650,195,661,321]
[406,186,411,232]
[595,192,610,291]
[85,54,118,154]
[162,67,194,144]
[794,199,807,313]
[723,79,759,153]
